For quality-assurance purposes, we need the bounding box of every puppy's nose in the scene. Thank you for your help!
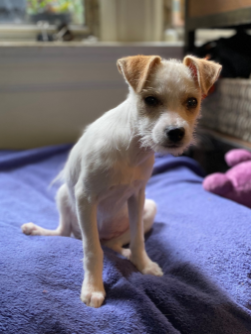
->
[166,127,185,143]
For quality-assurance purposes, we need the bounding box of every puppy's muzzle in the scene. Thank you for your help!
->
[165,127,185,146]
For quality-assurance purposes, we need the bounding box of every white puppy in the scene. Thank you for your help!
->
[22,55,221,308]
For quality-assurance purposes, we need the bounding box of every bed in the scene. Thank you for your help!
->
[0,144,251,333]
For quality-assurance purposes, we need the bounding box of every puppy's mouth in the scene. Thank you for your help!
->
[160,141,188,155]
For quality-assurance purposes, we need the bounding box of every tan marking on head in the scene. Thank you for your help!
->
[183,55,222,96]
[117,55,161,93]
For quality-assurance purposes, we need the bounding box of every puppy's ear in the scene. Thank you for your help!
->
[117,55,161,92]
[183,55,222,96]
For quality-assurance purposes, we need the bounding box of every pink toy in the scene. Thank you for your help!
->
[203,149,251,208]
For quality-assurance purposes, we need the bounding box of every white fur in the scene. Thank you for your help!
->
[22,57,202,308]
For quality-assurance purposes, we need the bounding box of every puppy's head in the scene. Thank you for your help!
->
[117,55,221,155]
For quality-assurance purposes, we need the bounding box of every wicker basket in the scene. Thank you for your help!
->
[200,79,251,143]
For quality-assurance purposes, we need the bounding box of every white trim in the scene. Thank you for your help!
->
[0,24,88,32]
[0,24,89,42]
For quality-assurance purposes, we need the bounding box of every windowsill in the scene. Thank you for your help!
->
[0,40,184,47]
[0,25,185,46]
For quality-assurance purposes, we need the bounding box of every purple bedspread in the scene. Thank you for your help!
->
[0,144,251,334]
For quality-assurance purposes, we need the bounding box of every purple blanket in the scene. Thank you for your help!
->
[0,145,251,334]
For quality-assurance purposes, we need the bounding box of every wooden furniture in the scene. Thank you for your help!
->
[185,0,251,52]
[184,1,251,172]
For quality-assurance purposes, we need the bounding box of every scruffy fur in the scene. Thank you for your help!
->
[22,55,221,308]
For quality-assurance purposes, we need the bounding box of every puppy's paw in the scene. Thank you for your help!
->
[21,222,39,235]
[130,253,163,277]
[141,260,163,277]
[121,248,131,259]
[80,282,106,308]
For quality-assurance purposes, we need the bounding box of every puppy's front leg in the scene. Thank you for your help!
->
[75,189,105,308]
[128,188,163,276]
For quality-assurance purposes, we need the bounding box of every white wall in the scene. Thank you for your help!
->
[0,43,183,149]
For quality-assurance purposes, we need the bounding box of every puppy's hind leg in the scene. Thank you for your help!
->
[102,199,157,259]
[21,184,72,237]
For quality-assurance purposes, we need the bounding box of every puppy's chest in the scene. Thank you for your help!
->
[97,162,153,203]
[106,179,143,200]
[98,179,144,220]
[116,163,152,183]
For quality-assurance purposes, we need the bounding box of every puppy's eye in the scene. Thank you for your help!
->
[144,96,160,106]
[186,98,198,109]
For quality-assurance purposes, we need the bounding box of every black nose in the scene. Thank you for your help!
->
[166,127,185,143]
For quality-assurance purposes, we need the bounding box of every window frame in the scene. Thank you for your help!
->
[0,0,90,42]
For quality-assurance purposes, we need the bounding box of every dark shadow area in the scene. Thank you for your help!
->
[103,222,251,334]
[184,131,233,175]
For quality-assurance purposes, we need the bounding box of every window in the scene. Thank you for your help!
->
[0,0,187,43]
[0,0,88,42]
[27,0,84,25]
[0,0,26,23]
[0,0,84,25]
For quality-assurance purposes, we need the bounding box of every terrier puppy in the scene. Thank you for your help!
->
[22,55,221,308]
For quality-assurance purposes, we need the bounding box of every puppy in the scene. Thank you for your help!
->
[22,55,221,308]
